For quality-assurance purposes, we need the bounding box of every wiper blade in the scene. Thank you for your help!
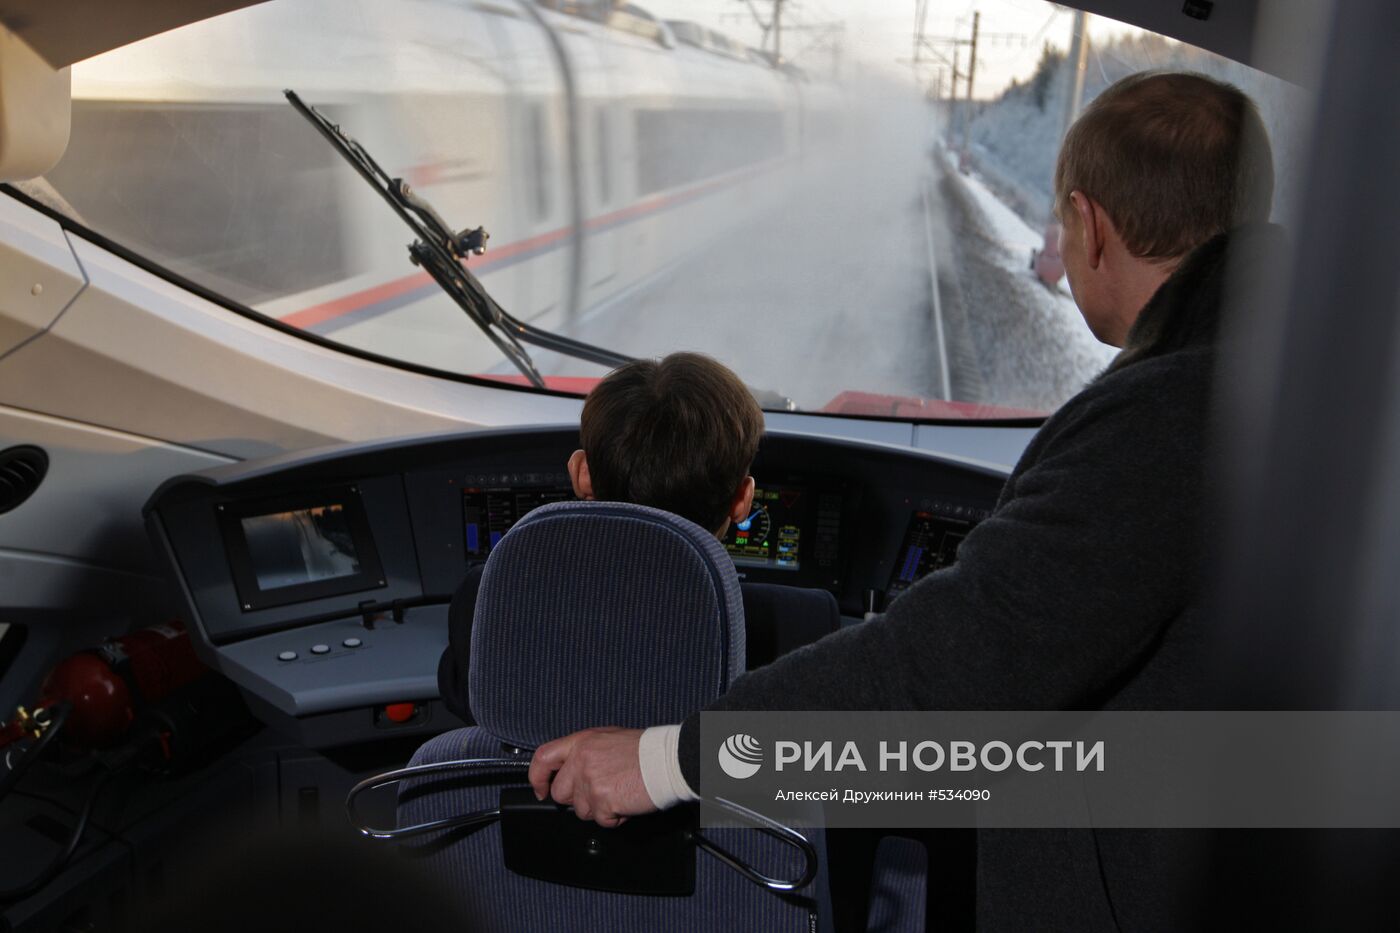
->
[284,89,632,388]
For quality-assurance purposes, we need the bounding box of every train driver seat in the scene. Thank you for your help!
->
[387,500,829,931]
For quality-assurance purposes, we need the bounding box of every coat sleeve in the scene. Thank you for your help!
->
[679,371,1207,785]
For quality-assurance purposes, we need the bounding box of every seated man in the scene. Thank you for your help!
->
[437,351,840,723]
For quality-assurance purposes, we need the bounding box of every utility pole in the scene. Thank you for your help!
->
[786,20,847,78]
[1060,10,1090,140]
[900,10,1020,146]
[738,0,844,76]
[773,0,784,60]
[735,0,775,54]
[966,12,980,103]
[962,11,979,150]
[913,0,930,72]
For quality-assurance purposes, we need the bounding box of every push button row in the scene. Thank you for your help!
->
[276,637,365,661]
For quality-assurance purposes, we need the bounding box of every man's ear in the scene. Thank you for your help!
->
[1069,190,1105,270]
[567,449,595,500]
[728,476,756,525]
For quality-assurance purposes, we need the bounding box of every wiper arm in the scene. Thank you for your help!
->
[284,89,632,388]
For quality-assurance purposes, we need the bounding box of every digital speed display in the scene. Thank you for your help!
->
[721,483,844,588]
[725,485,805,571]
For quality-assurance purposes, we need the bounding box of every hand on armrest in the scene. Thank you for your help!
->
[528,726,670,828]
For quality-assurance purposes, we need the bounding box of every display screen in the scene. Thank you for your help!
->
[220,485,386,612]
[886,507,987,601]
[458,477,844,591]
[728,481,834,571]
[463,485,574,559]
[241,504,361,590]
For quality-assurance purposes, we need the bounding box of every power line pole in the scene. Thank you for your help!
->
[901,10,1018,128]
[1060,9,1090,140]
[962,11,979,150]
[773,0,785,60]
[735,0,774,52]
[913,0,930,70]
[786,21,847,77]
[966,11,980,102]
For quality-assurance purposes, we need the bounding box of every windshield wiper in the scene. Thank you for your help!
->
[285,89,631,388]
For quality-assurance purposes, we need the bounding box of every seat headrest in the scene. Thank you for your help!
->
[468,500,745,749]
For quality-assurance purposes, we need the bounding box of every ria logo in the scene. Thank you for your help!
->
[718,733,764,779]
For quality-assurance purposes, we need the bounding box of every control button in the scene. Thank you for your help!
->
[311,644,330,655]
[277,650,298,662]
[384,702,416,723]
[343,637,363,648]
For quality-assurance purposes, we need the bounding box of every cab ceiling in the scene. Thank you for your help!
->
[0,0,1313,85]
[1039,0,1321,86]
[1074,0,1257,65]
[0,0,270,68]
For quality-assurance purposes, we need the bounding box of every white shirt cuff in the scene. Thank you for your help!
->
[638,724,699,809]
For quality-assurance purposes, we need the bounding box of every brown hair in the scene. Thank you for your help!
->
[1053,71,1274,260]
[580,352,764,532]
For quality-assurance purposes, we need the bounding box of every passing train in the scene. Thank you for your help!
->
[35,0,838,378]
[0,0,1397,930]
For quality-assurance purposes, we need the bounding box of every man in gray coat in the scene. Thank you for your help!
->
[528,71,1279,930]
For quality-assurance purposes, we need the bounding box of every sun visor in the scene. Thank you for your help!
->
[0,22,69,181]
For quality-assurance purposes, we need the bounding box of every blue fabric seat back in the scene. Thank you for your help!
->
[400,500,825,932]
[468,500,746,747]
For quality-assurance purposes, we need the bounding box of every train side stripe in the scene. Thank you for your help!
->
[279,157,785,334]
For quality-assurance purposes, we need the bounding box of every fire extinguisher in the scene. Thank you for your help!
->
[1,622,248,902]
[38,621,205,748]
[1,621,211,786]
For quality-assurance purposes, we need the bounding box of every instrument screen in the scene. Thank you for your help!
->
[462,484,574,559]
[725,484,807,571]
[886,505,989,601]
[219,485,387,612]
[722,482,844,590]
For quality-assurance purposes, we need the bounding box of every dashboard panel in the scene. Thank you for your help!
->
[145,425,1008,747]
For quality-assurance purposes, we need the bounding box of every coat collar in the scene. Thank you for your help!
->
[1108,223,1287,373]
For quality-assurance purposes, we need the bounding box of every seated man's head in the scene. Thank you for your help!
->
[1054,71,1275,345]
[568,352,763,538]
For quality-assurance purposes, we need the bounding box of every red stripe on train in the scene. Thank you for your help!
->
[279,158,785,331]
[281,225,575,329]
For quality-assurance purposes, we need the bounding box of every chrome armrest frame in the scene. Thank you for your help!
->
[346,757,529,839]
[346,761,818,891]
[693,796,819,892]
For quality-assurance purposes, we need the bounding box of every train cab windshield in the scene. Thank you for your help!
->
[11,0,1308,420]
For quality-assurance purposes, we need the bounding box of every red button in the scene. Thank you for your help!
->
[384,702,416,723]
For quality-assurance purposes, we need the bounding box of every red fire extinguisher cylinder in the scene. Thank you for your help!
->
[32,623,206,749]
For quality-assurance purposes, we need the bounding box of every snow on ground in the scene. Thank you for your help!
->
[956,158,1117,375]
[958,166,1046,255]
[928,148,1117,412]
